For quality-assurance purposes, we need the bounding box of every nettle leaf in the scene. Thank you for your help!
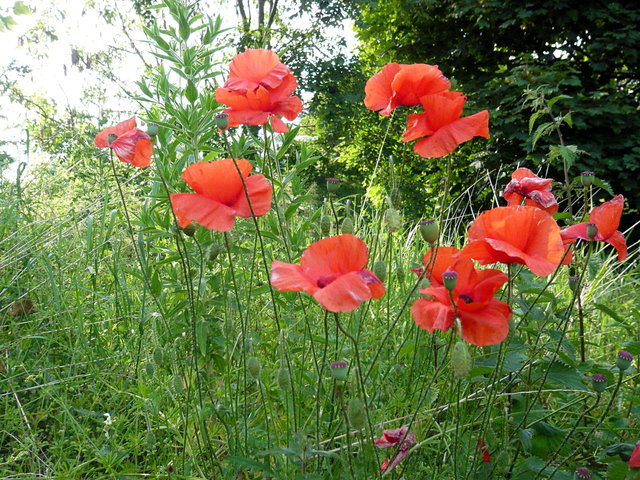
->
[531,121,554,149]
[622,341,640,355]
[594,303,635,334]
[606,460,629,480]
[542,360,588,391]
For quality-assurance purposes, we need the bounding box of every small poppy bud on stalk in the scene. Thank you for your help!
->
[153,346,165,367]
[107,133,118,146]
[320,215,331,236]
[591,374,607,393]
[247,356,261,380]
[575,467,591,479]
[451,340,472,379]
[373,260,387,283]
[443,271,458,292]
[586,223,598,241]
[277,367,291,392]
[145,362,155,376]
[347,398,366,429]
[384,208,402,232]
[214,112,229,129]
[341,217,354,234]
[329,361,349,381]
[180,221,197,237]
[419,219,439,244]
[616,350,633,372]
[568,276,580,292]
[146,123,159,137]
[580,171,595,187]
[326,177,340,194]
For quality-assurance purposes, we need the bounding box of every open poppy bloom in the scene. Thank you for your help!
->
[462,206,566,277]
[411,246,463,283]
[503,168,558,214]
[411,256,511,346]
[364,63,451,116]
[270,234,385,312]
[94,116,152,168]
[216,49,302,133]
[170,158,272,232]
[402,91,489,158]
[630,441,640,468]
[374,425,417,473]
[561,195,627,261]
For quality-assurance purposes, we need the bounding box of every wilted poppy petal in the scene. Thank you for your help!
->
[181,159,252,203]
[526,190,558,213]
[413,110,489,158]
[606,230,628,261]
[170,193,236,232]
[231,173,273,217]
[313,271,374,312]
[459,299,511,346]
[411,298,454,333]
[589,195,624,239]
[110,129,152,168]
[364,63,401,115]
[225,49,291,93]
[300,234,368,280]
[503,191,524,207]
[95,116,136,148]
[270,261,318,294]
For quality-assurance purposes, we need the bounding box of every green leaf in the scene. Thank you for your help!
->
[531,121,554,149]
[622,341,640,355]
[606,460,629,480]
[544,360,588,391]
[13,1,31,15]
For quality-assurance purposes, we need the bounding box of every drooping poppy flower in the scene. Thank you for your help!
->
[94,116,152,168]
[270,234,385,313]
[462,206,566,277]
[170,158,272,232]
[374,425,417,473]
[503,167,558,214]
[364,63,451,116]
[561,195,627,261]
[630,441,640,468]
[411,256,511,346]
[402,91,489,158]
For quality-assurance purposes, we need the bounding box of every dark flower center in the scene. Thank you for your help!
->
[317,275,337,288]
[459,294,473,304]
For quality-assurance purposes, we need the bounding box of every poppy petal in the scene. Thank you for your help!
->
[413,110,489,158]
[170,193,236,232]
[364,63,401,115]
[560,223,589,244]
[272,95,303,121]
[270,261,318,295]
[589,195,624,239]
[225,49,291,93]
[605,230,628,261]
[95,116,137,148]
[392,64,451,107]
[181,159,252,203]
[411,298,454,333]
[417,91,466,129]
[629,442,640,468]
[467,268,509,305]
[359,269,386,299]
[312,271,374,312]
[459,299,511,346]
[269,115,289,133]
[422,246,462,286]
[503,191,524,207]
[300,234,369,280]
[230,173,273,218]
[110,129,152,168]
[402,112,433,143]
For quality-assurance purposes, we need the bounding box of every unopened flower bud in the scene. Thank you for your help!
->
[591,374,607,393]
[277,367,291,392]
[616,350,633,372]
[146,123,159,136]
[443,271,458,291]
[568,276,579,292]
[329,361,349,381]
[373,260,387,283]
[107,133,118,146]
[320,215,331,236]
[451,341,472,379]
[341,217,354,234]
[181,221,197,237]
[347,398,366,429]
[384,208,402,232]
[580,171,595,187]
[247,356,261,380]
[214,112,229,129]
[575,467,591,479]
[173,374,186,392]
[419,219,439,244]
[326,178,340,194]
[208,243,222,262]
[586,223,597,240]
[145,362,155,376]
[153,346,164,366]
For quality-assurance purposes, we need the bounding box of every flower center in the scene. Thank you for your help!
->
[317,275,337,288]
[459,294,473,304]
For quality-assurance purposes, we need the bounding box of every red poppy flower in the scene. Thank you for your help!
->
[503,168,558,214]
[411,256,511,346]
[170,158,272,232]
[94,116,152,168]
[223,49,292,93]
[412,246,463,284]
[478,438,491,463]
[364,63,451,116]
[561,195,627,261]
[374,425,417,473]
[462,206,566,277]
[630,441,640,468]
[401,91,489,158]
[270,234,385,312]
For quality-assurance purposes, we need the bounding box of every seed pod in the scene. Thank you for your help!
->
[247,357,262,380]
[146,123,159,137]
[616,350,633,372]
[329,361,349,381]
[373,260,387,283]
[575,467,591,479]
[320,215,331,236]
[580,171,595,187]
[451,341,472,379]
[347,398,366,430]
[326,178,340,194]
[591,374,607,393]
[214,112,229,129]
[181,221,197,237]
[341,217,354,234]
[443,271,458,292]
[568,276,579,292]
[185,80,198,104]
[173,374,186,393]
[277,367,291,392]
[586,223,597,240]
[419,219,439,244]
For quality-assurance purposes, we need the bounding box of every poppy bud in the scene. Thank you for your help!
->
[153,346,164,367]
[384,208,402,232]
[575,467,591,479]
[347,398,366,430]
[419,219,439,244]
[580,171,595,187]
[443,271,458,292]
[329,361,349,381]
[396,265,405,282]
[320,215,331,236]
[173,374,186,393]
[616,350,633,372]
[568,276,579,292]
[341,217,354,234]
[180,221,197,237]
[214,112,229,129]
[146,123,159,137]
[451,340,472,379]
[591,374,607,393]
[107,133,118,146]
[277,367,291,392]
[145,362,155,376]
[326,178,340,194]
[373,260,387,283]
[247,356,261,380]
[208,243,222,262]
[224,318,234,338]
[586,223,597,240]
